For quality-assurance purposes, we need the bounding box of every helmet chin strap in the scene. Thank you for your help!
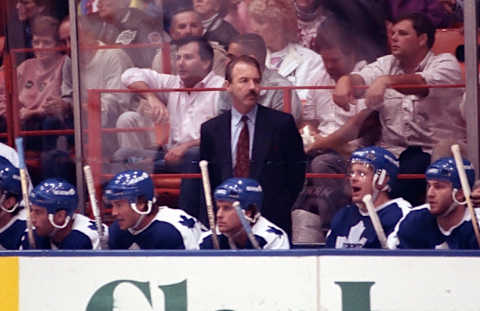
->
[129,198,155,230]
[440,189,465,217]
[371,170,389,203]
[48,214,71,230]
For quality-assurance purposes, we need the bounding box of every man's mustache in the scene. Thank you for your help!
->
[247,90,258,97]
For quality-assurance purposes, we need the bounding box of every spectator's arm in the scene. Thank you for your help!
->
[306,108,374,153]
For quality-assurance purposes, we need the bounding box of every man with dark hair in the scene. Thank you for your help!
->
[200,55,306,237]
[315,13,465,207]
[217,33,303,124]
[106,169,204,250]
[119,36,224,219]
[151,7,229,76]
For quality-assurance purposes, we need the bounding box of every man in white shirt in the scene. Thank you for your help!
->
[319,12,465,206]
[119,36,224,220]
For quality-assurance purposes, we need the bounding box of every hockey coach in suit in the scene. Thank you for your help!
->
[200,55,306,237]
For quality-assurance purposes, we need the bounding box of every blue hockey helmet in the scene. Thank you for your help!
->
[0,156,21,200]
[214,178,263,212]
[426,157,475,190]
[104,170,154,215]
[104,170,154,203]
[29,178,78,216]
[350,146,399,188]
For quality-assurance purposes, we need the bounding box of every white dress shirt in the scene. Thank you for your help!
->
[121,68,225,148]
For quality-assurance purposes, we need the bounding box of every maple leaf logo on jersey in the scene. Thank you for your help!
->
[88,220,98,231]
[179,216,196,229]
[266,226,283,237]
[335,221,368,248]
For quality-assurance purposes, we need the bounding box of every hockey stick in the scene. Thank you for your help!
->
[83,165,104,249]
[15,138,36,249]
[233,201,261,249]
[450,144,480,247]
[199,160,220,249]
[362,194,387,249]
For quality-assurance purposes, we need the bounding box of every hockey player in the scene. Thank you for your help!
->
[105,169,204,250]
[22,178,104,249]
[0,156,26,249]
[200,178,290,250]
[326,146,411,248]
[388,157,478,249]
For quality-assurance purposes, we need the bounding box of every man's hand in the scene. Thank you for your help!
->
[164,142,191,165]
[138,94,168,124]
[44,96,70,119]
[364,76,389,109]
[333,75,354,111]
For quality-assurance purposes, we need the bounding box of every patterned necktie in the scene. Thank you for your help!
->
[234,116,250,177]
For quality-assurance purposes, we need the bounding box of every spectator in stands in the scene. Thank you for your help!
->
[388,157,479,249]
[7,0,58,64]
[22,178,105,249]
[223,0,250,34]
[151,7,228,76]
[17,15,69,152]
[90,0,169,68]
[322,13,465,206]
[106,169,204,249]
[326,146,411,248]
[322,0,390,62]
[200,55,306,237]
[217,33,303,124]
[119,36,224,221]
[247,0,326,101]
[295,0,329,49]
[0,156,26,250]
[292,18,380,244]
[193,0,239,49]
[200,177,290,249]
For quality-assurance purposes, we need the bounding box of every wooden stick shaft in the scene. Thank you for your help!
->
[15,138,36,249]
[362,194,388,249]
[233,201,261,250]
[83,165,104,247]
[199,160,220,249]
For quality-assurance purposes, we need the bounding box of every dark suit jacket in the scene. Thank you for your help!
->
[200,105,306,236]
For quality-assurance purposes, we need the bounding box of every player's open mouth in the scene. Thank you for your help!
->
[352,186,361,193]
